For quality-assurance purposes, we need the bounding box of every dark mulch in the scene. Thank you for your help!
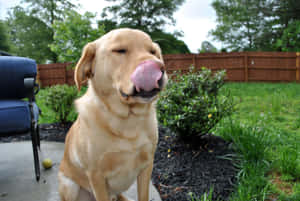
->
[0,123,238,201]
[152,126,237,201]
[0,123,71,143]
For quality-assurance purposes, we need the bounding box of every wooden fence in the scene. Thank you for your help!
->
[164,52,300,82]
[37,52,300,86]
[37,62,75,86]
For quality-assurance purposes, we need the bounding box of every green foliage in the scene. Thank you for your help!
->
[97,19,118,33]
[102,0,186,32]
[4,0,77,62]
[150,30,190,54]
[189,188,215,201]
[157,67,234,138]
[210,0,268,51]
[216,83,300,200]
[97,19,190,54]
[198,41,218,53]
[217,120,272,201]
[275,144,300,180]
[0,20,10,52]
[230,162,270,201]
[270,0,300,27]
[43,85,78,123]
[211,0,300,51]
[218,120,272,164]
[37,86,88,123]
[22,0,77,26]
[276,20,300,52]
[100,0,190,54]
[5,6,55,63]
[50,11,105,63]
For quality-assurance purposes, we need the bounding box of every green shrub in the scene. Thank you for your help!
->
[157,67,234,139]
[44,84,78,123]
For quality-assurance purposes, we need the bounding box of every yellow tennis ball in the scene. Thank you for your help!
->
[42,158,53,169]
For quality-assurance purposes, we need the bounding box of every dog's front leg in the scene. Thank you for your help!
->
[88,171,111,201]
[137,163,153,201]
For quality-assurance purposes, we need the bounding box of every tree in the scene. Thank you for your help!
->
[102,0,185,32]
[100,0,189,54]
[50,11,105,63]
[270,0,300,26]
[0,20,10,52]
[96,19,190,54]
[265,0,300,51]
[210,0,300,52]
[198,41,218,53]
[210,0,268,51]
[5,6,54,63]
[150,30,190,54]
[22,0,77,26]
[6,0,77,62]
[275,20,300,52]
[97,19,118,33]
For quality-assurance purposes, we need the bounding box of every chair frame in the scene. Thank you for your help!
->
[25,77,41,181]
[0,56,41,181]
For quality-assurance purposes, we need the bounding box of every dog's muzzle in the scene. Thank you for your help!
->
[120,71,165,99]
[120,60,165,99]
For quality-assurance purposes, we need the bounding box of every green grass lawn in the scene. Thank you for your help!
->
[222,83,300,135]
[36,83,300,200]
[214,83,300,201]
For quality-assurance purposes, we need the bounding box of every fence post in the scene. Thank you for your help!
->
[192,54,196,68]
[244,53,248,82]
[297,52,300,82]
[36,65,41,86]
[64,63,67,84]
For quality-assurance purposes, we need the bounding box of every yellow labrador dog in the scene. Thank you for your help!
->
[58,28,168,201]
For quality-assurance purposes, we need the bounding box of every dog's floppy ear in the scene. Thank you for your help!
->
[74,42,96,91]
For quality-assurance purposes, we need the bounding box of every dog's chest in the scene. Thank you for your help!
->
[100,141,153,194]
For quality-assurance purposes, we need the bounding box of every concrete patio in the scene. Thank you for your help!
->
[0,141,161,201]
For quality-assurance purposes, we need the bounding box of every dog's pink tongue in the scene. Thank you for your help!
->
[131,60,162,92]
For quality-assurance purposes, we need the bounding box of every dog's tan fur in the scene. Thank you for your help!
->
[58,28,168,201]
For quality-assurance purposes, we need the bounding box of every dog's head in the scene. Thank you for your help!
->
[75,28,168,104]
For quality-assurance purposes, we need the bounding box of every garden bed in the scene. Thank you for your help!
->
[0,123,237,201]
[152,126,237,201]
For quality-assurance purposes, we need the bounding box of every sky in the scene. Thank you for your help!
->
[0,0,221,53]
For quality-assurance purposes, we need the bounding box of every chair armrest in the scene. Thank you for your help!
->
[24,78,39,100]
[24,78,35,89]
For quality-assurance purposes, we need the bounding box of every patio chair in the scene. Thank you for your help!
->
[0,56,41,181]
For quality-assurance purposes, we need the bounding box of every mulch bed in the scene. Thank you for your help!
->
[0,123,71,143]
[152,126,237,201]
[0,123,238,201]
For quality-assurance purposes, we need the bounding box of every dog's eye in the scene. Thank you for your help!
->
[113,49,127,54]
[150,50,156,55]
